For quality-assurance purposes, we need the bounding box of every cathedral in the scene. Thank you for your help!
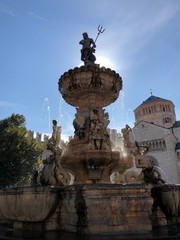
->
[131,95,180,184]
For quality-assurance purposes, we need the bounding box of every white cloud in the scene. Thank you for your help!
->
[27,12,45,21]
[2,5,17,17]
[98,1,180,71]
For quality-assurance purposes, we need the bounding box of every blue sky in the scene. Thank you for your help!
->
[0,0,180,140]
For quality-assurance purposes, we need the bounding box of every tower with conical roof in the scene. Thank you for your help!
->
[134,95,176,128]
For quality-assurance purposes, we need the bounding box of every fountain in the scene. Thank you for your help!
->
[0,30,180,239]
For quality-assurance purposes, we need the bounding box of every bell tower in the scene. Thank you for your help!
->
[134,95,176,128]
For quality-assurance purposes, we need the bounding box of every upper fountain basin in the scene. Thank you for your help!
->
[58,66,122,108]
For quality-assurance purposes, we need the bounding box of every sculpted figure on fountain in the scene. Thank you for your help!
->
[89,109,111,150]
[121,124,132,149]
[50,119,61,147]
[113,125,166,185]
[89,69,102,88]
[73,109,86,140]
[33,120,70,186]
[79,32,96,66]
[68,69,82,91]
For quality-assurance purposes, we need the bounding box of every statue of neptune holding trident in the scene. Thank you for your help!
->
[79,25,105,66]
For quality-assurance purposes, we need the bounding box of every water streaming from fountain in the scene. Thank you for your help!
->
[106,90,134,134]
[58,96,64,126]
[42,97,51,132]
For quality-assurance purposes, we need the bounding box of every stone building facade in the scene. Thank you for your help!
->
[28,131,50,144]
[131,95,180,184]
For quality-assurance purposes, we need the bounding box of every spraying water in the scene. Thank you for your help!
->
[105,90,134,133]
[58,96,64,125]
[42,98,51,132]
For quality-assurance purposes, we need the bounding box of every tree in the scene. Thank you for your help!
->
[0,114,45,187]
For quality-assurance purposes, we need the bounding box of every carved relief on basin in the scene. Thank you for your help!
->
[58,66,122,108]
[0,187,60,222]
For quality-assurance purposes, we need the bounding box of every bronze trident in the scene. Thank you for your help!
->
[95,25,105,43]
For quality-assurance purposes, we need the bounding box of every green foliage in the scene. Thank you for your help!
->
[0,114,45,187]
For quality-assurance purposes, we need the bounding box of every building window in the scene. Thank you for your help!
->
[163,140,166,148]
[163,117,172,124]
[137,139,166,152]
[177,151,180,159]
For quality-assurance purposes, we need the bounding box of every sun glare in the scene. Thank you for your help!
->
[96,56,114,69]
[78,56,115,69]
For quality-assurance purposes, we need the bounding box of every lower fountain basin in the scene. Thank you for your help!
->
[0,187,60,222]
[0,184,180,235]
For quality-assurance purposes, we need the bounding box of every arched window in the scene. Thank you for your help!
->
[149,142,152,150]
[163,140,166,148]
[152,141,155,151]
[163,117,172,123]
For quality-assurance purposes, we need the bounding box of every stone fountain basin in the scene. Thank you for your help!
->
[0,186,60,222]
[59,66,122,108]
[152,185,180,218]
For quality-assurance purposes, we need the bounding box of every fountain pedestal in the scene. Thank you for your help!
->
[59,66,122,184]
[60,184,154,234]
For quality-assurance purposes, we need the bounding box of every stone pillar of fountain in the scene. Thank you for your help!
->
[58,66,122,184]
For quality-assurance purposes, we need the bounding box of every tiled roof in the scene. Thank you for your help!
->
[142,95,168,104]
[134,95,173,111]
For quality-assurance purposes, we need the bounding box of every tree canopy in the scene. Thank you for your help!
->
[0,114,45,187]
